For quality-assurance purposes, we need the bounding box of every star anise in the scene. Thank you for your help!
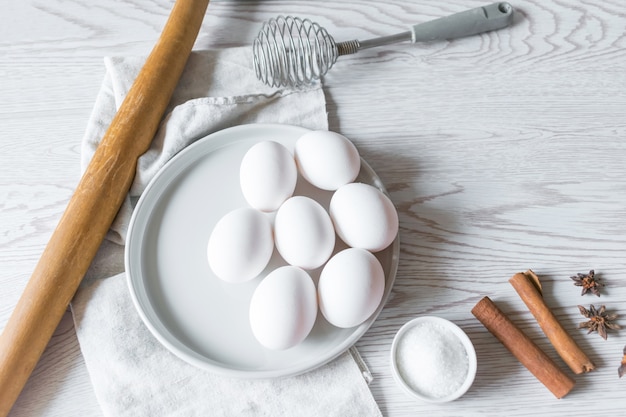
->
[578,304,620,340]
[571,270,603,296]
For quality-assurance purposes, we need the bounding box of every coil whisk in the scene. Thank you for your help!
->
[253,16,341,88]
[252,3,515,88]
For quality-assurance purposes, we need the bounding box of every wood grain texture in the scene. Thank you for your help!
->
[1,0,210,415]
[1,0,625,416]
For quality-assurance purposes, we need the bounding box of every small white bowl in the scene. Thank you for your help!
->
[390,316,477,403]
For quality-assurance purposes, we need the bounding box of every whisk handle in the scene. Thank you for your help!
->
[411,2,514,42]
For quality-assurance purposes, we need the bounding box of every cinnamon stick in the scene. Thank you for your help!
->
[509,270,595,374]
[472,296,575,399]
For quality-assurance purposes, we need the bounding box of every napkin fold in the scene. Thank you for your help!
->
[71,47,382,417]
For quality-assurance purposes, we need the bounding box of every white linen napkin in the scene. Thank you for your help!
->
[71,47,382,417]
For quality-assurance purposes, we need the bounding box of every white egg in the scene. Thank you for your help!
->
[329,182,399,252]
[240,140,297,212]
[207,208,274,283]
[274,196,335,270]
[318,248,385,328]
[295,130,360,191]
[249,266,318,350]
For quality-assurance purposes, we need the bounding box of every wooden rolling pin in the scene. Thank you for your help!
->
[0,0,210,414]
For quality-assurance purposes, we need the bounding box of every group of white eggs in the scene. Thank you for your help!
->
[207,130,399,351]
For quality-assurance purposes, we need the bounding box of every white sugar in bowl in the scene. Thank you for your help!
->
[390,316,477,403]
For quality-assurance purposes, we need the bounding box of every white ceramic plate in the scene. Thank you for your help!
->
[126,123,399,378]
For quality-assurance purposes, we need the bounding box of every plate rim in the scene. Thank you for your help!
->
[125,123,400,379]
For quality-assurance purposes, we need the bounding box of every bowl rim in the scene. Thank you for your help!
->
[389,315,477,403]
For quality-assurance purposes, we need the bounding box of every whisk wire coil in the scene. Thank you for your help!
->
[253,16,339,88]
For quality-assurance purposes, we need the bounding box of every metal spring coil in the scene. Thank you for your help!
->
[253,16,339,88]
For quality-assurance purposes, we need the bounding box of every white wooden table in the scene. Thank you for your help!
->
[1,0,625,415]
